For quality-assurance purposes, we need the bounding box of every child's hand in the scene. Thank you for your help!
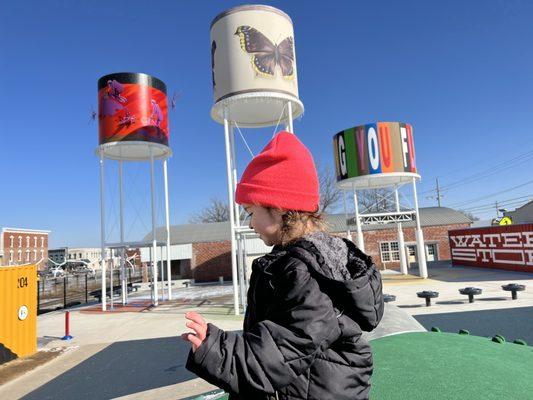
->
[181,312,207,353]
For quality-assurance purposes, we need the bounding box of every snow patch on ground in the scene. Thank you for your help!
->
[131,284,234,301]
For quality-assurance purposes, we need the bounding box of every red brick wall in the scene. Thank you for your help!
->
[188,223,471,280]
[2,230,49,269]
[192,241,232,282]
[362,223,470,269]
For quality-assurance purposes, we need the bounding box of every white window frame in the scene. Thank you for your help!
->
[380,241,401,263]
[41,237,45,247]
[34,249,37,261]
[18,249,22,261]
[26,236,30,247]
[9,235,14,248]
[34,236,38,247]
[9,250,14,262]
[26,249,30,262]
[18,236,22,247]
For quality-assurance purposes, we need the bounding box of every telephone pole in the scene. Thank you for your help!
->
[435,178,442,207]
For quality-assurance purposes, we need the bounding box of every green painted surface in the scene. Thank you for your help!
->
[370,332,533,399]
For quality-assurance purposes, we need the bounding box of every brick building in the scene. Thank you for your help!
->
[0,227,51,269]
[48,247,113,269]
[143,207,471,282]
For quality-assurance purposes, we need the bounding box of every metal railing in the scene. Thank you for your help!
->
[37,269,143,314]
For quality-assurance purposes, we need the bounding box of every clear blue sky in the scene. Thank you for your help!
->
[1,0,533,248]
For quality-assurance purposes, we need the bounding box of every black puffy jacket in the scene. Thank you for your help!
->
[186,232,384,400]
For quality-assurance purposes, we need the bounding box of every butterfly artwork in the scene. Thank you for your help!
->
[235,26,295,79]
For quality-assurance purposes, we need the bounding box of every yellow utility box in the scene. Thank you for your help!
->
[0,264,37,364]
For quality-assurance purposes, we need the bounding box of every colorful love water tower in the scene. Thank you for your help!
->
[333,122,428,278]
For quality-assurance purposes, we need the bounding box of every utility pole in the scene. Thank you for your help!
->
[495,201,499,218]
[435,178,442,207]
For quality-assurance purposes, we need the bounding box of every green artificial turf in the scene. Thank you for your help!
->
[370,332,533,400]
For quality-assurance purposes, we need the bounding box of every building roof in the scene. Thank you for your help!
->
[505,200,533,224]
[144,207,472,245]
[2,227,51,234]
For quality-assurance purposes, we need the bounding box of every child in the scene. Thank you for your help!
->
[183,132,384,400]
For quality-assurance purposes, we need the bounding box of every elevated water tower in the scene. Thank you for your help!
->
[333,122,428,278]
[97,72,173,310]
[210,5,303,313]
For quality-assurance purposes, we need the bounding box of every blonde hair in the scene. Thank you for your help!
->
[268,208,326,246]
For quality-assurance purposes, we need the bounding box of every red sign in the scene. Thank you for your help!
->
[449,224,533,272]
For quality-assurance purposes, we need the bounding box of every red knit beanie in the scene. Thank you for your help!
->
[235,131,319,212]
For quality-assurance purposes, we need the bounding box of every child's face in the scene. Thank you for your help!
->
[244,204,283,246]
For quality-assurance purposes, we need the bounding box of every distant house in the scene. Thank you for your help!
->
[142,207,471,282]
[48,247,111,269]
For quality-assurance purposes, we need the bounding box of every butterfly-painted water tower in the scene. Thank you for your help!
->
[211,5,302,314]
[96,72,173,311]
[333,122,428,278]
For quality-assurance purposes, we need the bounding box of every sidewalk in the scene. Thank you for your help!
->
[0,289,244,400]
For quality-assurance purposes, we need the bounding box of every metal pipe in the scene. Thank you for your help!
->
[150,148,159,306]
[352,185,365,252]
[99,148,107,311]
[163,159,172,300]
[342,189,352,241]
[110,255,114,310]
[395,186,408,275]
[229,126,246,307]
[224,109,240,315]
[412,178,428,278]
[229,125,240,228]
[286,101,294,133]
[119,160,126,305]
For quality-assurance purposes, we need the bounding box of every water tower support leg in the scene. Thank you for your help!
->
[163,159,172,301]
[395,186,408,275]
[99,149,107,311]
[224,109,240,315]
[412,178,428,278]
[150,148,159,306]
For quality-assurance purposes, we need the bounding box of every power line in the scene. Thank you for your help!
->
[440,152,533,192]
[461,197,532,213]
[448,179,533,208]
[417,148,533,196]
[460,194,533,211]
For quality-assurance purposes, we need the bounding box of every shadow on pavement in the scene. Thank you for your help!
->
[409,261,533,283]
[414,306,533,344]
[22,336,196,400]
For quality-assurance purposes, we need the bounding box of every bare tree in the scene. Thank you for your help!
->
[318,165,342,214]
[459,210,479,221]
[357,188,396,213]
[190,167,348,222]
[189,197,229,223]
